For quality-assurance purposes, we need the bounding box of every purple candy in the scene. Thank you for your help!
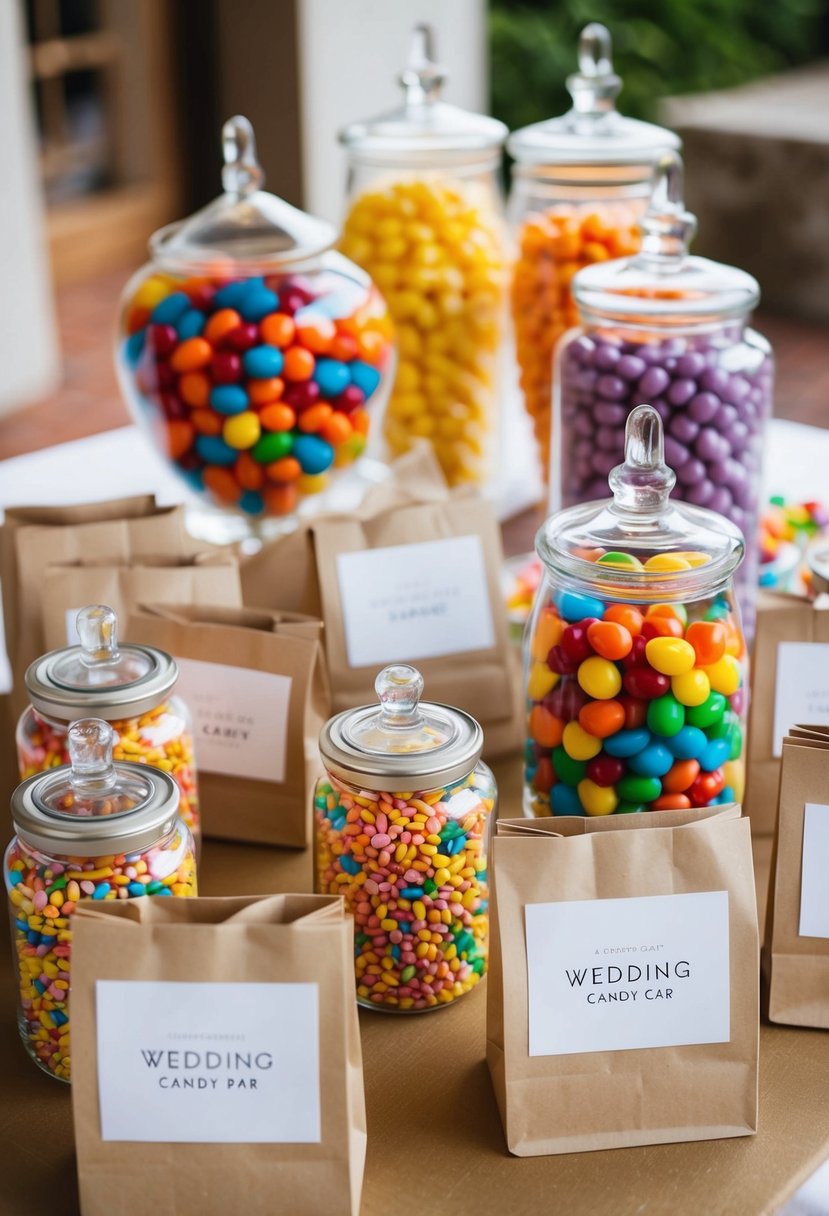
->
[708,486,733,514]
[596,375,626,399]
[638,366,670,397]
[616,354,647,381]
[675,352,706,378]
[688,392,720,423]
[685,480,715,506]
[594,345,621,371]
[699,367,730,396]
[695,430,730,462]
[664,437,689,469]
[669,414,699,444]
[594,402,627,426]
[676,457,707,486]
[667,378,697,406]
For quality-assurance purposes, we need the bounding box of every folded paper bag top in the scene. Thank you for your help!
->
[69,893,366,1216]
[487,804,759,1157]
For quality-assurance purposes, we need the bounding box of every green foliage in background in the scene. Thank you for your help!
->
[490,0,827,130]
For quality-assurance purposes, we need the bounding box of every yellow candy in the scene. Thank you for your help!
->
[672,551,712,567]
[131,275,172,311]
[298,473,328,495]
[703,654,741,696]
[644,553,693,572]
[724,758,745,802]
[671,668,711,707]
[222,411,261,450]
[527,661,560,701]
[645,637,696,676]
[578,778,619,816]
[577,656,622,700]
[562,721,603,761]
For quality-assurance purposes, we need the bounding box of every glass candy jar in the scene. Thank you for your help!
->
[508,23,679,480]
[339,25,508,488]
[16,604,201,840]
[116,116,394,537]
[316,664,496,1012]
[555,152,772,637]
[525,405,747,818]
[6,718,197,1080]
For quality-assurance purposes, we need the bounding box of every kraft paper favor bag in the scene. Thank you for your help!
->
[71,894,366,1216]
[39,554,242,651]
[767,726,829,1028]
[127,603,330,848]
[746,591,829,835]
[487,805,759,1156]
[241,446,521,758]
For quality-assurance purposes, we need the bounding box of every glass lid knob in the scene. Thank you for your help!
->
[375,664,425,728]
[76,604,120,668]
[221,114,265,199]
[67,718,118,796]
[398,23,446,105]
[608,404,676,517]
[639,150,697,266]
[567,23,622,117]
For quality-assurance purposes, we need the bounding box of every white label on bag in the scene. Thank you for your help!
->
[773,642,829,757]
[174,658,291,783]
[96,980,321,1142]
[525,891,730,1057]
[800,803,829,938]
[336,535,495,668]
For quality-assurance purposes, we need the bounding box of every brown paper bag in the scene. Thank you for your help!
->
[127,603,330,848]
[487,805,759,1155]
[766,726,829,1028]
[746,590,829,835]
[39,554,242,651]
[241,446,521,758]
[71,894,366,1216]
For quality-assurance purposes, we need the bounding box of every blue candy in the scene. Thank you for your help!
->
[400,887,423,898]
[552,784,584,816]
[92,882,111,900]
[715,786,736,804]
[195,435,237,466]
[243,344,284,379]
[349,360,381,399]
[239,490,265,516]
[555,590,606,622]
[603,728,650,758]
[293,434,334,475]
[177,308,206,340]
[151,291,190,325]
[128,882,146,896]
[628,742,673,778]
[665,725,708,760]
[125,328,146,366]
[313,357,351,398]
[339,854,361,875]
[8,871,22,886]
[699,737,731,773]
[212,280,248,309]
[210,385,249,415]
[239,286,279,322]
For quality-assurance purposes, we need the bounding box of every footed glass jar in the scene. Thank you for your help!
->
[340,26,508,488]
[16,604,200,840]
[116,116,394,538]
[555,152,772,638]
[6,718,197,1081]
[316,664,495,1012]
[525,405,747,818]
[508,23,679,481]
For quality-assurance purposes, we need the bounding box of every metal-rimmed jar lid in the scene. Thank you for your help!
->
[24,604,177,723]
[319,664,483,791]
[11,718,180,856]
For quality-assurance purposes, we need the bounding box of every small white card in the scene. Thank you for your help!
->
[96,980,320,1143]
[773,642,829,757]
[336,535,495,668]
[800,803,829,938]
[525,891,730,1057]
[174,657,291,783]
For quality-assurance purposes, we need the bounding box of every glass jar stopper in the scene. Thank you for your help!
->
[608,404,676,516]
[375,664,425,729]
[567,23,622,120]
[222,114,265,199]
[399,24,446,106]
[76,604,120,668]
[67,718,118,796]
[638,151,697,267]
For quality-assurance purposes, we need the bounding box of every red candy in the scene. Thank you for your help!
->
[688,770,726,804]
[586,755,625,786]
[618,695,647,729]
[623,667,670,700]
[560,619,597,663]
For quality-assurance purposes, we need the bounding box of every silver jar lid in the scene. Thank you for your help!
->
[11,718,180,856]
[25,604,177,723]
[319,664,483,791]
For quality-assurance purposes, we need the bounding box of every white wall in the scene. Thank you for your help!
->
[296,0,487,223]
[0,0,60,415]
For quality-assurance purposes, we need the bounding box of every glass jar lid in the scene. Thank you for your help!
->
[538,405,744,600]
[339,24,507,166]
[11,718,180,856]
[507,23,679,167]
[25,604,177,722]
[319,664,483,790]
[573,151,760,323]
[150,115,337,274]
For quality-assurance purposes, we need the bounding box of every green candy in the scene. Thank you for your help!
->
[729,723,744,760]
[686,692,726,729]
[704,601,730,622]
[596,551,643,569]
[423,879,438,896]
[252,430,293,464]
[647,694,685,737]
[708,708,738,740]
[552,746,587,786]
[617,774,662,804]
[616,801,645,814]
[400,965,416,983]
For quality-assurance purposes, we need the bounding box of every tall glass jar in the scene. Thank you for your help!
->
[5,718,197,1080]
[525,406,747,818]
[339,25,508,489]
[555,152,772,638]
[16,604,201,841]
[508,23,680,482]
[116,116,394,540]
[315,664,495,1012]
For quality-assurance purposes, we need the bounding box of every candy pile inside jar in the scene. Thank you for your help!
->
[5,719,197,1080]
[525,405,747,817]
[316,664,494,1011]
[17,605,200,838]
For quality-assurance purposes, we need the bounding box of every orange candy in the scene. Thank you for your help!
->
[191,409,222,436]
[204,308,242,345]
[164,420,195,460]
[202,466,241,505]
[662,760,701,794]
[602,604,643,636]
[329,332,359,362]
[642,615,684,639]
[170,337,212,373]
[296,316,336,353]
[533,758,555,794]
[235,451,266,491]
[578,700,626,739]
[529,707,564,749]
[266,457,302,482]
[282,346,315,381]
[260,312,296,348]
[299,403,334,433]
[179,372,211,408]
[352,409,370,436]
[686,621,727,667]
[586,620,633,661]
[248,377,284,406]
[259,403,296,432]
[320,412,353,446]
[264,483,298,516]
[652,794,692,811]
